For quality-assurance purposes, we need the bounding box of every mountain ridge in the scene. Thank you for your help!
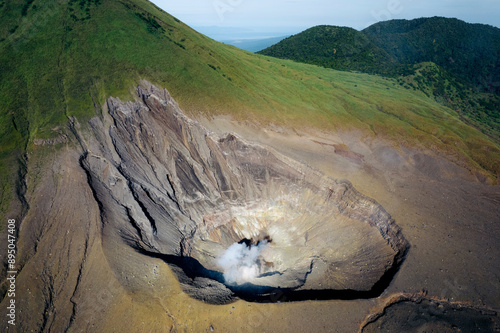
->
[259,16,500,82]
[258,17,500,141]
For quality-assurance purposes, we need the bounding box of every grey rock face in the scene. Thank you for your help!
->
[80,82,409,303]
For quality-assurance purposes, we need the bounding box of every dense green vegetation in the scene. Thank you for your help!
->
[363,17,500,93]
[1,2,499,215]
[258,18,500,141]
[258,25,398,75]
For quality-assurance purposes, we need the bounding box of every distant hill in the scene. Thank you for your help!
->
[258,17,500,140]
[258,25,398,74]
[363,17,500,93]
[259,17,500,91]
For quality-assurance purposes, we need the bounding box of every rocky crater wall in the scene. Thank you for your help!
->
[79,82,409,303]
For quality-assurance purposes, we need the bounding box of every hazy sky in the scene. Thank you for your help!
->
[152,0,500,33]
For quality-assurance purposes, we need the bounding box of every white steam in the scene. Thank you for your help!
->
[217,241,268,285]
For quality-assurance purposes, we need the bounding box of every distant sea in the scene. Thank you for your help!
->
[193,26,303,52]
[219,36,289,52]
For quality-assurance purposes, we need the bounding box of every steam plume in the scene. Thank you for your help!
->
[217,240,268,285]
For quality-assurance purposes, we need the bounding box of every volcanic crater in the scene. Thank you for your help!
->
[80,82,409,303]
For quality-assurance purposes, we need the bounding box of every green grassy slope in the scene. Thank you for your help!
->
[1,1,499,215]
[365,18,500,141]
[393,62,500,140]
[259,17,500,93]
[258,17,500,142]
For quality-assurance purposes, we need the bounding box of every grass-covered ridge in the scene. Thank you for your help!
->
[1,0,499,214]
[260,18,500,91]
[258,18,500,142]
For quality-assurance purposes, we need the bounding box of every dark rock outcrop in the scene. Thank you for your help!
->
[360,292,500,332]
[80,82,409,303]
